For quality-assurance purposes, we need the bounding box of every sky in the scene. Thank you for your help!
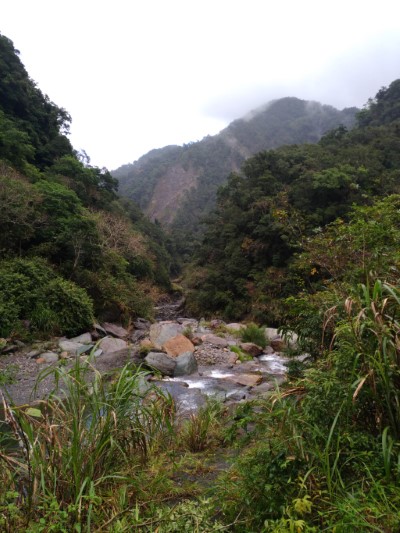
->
[2,0,400,170]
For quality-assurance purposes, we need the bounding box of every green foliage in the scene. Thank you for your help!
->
[0,257,93,337]
[240,323,267,348]
[179,400,224,452]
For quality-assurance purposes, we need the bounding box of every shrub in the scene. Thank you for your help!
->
[0,257,93,337]
[240,322,267,348]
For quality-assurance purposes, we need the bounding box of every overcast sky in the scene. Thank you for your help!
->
[2,0,400,170]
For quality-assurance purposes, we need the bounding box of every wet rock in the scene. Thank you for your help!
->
[102,322,128,339]
[70,332,92,344]
[145,352,176,376]
[226,389,247,401]
[240,342,264,357]
[270,338,286,351]
[263,346,275,355]
[98,337,127,354]
[149,322,183,350]
[226,373,263,387]
[163,334,195,357]
[174,351,198,376]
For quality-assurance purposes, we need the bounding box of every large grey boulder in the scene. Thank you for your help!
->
[98,337,127,354]
[174,351,198,376]
[58,340,85,355]
[149,322,183,350]
[70,332,92,344]
[145,351,176,376]
[102,322,128,338]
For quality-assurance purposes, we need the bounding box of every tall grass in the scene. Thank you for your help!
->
[0,356,175,530]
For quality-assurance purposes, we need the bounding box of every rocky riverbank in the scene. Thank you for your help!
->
[0,316,296,411]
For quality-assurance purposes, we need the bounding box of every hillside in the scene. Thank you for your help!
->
[186,79,400,325]
[0,33,174,338]
[113,98,358,243]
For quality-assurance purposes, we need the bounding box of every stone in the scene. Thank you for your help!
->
[28,349,41,359]
[134,318,151,330]
[265,327,279,340]
[58,340,85,354]
[163,334,195,357]
[270,338,286,351]
[70,332,92,344]
[226,323,245,331]
[149,322,183,350]
[191,336,203,346]
[210,319,225,329]
[40,352,59,363]
[98,337,127,354]
[93,323,107,336]
[93,348,140,372]
[240,342,264,357]
[140,338,153,350]
[226,374,263,387]
[145,352,176,376]
[201,334,229,347]
[226,352,238,364]
[174,351,198,376]
[131,330,146,343]
[263,346,275,355]
[101,322,129,338]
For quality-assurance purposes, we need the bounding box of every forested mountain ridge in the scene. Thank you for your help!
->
[113,98,358,240]
[0,33,174,338]
[186,79,400,326]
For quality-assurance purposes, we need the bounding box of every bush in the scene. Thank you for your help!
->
[0,257,93,337]
[241,322,267,348]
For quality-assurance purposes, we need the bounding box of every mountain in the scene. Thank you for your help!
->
[185,79,400,324]
[113,98,358,240]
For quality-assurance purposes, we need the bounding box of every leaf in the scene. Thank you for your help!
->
[26,407,42,418]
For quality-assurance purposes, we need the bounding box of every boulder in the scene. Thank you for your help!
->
[265,327,279,340]
[131,330,146,343]
[39,352,59,363]
[145,352,176,376]
[58,340,85,354]
[226,373,263,387]
[174,351,198,376]
[133,318,151,330]
[98,337,127,354]
[240,342,264,357]
[93,348,141,372]
[70,332,92,344]
[226,323,245,331]
[149,322,183,350]
[163,334,195,357]
[201,334,229,347]
[101,322,128,338]
[270,338,286,351]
